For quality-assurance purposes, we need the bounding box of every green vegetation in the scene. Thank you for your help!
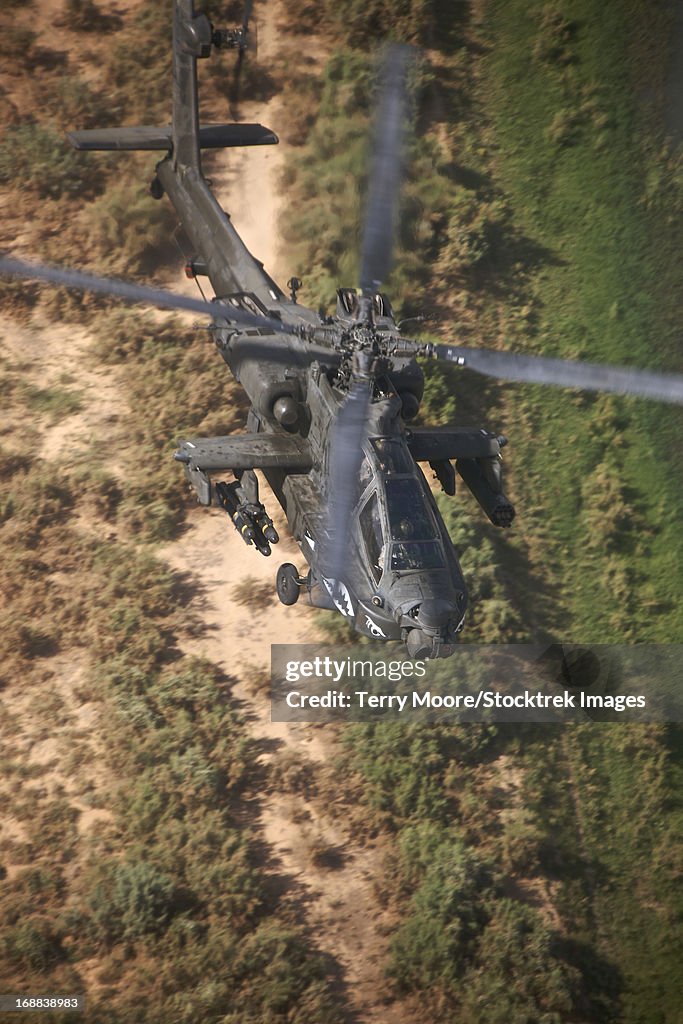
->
[0,0,171,304]
[0,124,102,200]
[76,186,177,275]
[278,1,683,1020]
[336,720,623,1019]
[23,383,83,422]
[0,458,347,1022]
[280,46,497,313]
[482,0,683,641]
[85,861,178,943]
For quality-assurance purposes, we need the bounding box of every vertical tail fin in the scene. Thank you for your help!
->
[68,1,277,157]
[171,0,211,172]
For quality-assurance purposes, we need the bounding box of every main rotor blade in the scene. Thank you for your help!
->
[429,343,683,406]
[358,44,413,296]
[0,256,293,335]
[324,381,372,584]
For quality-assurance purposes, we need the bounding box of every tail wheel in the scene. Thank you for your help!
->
[277,563,300,606]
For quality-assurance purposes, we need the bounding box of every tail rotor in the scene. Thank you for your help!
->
[229,0,256,118]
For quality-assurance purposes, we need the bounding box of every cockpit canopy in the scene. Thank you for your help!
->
[357,437,446,584]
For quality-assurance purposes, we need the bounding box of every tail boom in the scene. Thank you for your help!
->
[66,0,285,306]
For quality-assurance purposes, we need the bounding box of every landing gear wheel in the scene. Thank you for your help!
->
[276,563,300,606]
[150,176,164,200]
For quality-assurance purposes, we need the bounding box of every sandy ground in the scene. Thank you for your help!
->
[159,499,411,1021]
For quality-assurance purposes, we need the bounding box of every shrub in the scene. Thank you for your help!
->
[2,465,75,530]
[4,918,63,970]
[68,465,122,520]
[61,0,116,31]
[501,809,545,874]
[321,0,432,47]
[23,383,83,423]
[533,5,577,66]
[116,471,185,542]
[76,183,176,274]
[44,75,118,130]
[81,549,180,667]
[390,830,493,991]
[342,723,452,823]
[581,458,640,553]
[439,194,510,273]
[458,901,580,1022]
[0,25,38,64]
[87,859,178,943]
[108,0,171,121]
[0,123,102,199]
[232,921,346,1020]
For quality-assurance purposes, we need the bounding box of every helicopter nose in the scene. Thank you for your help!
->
[415,599,454,632]
[404,599,463,659]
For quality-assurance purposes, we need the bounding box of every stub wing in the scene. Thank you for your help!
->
[175,433,312,506]
[406,427,502,462]
[175,433,312,472]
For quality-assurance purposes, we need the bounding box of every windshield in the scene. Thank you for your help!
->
[359,491,384,583]
[391,542,445,571]
[371,438,415,475]
[358,450,446,578]
[385,478,437,541]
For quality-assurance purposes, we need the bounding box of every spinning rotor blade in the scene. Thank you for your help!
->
[429,342,683,406]
[0,256,294,335]
[358,44,414,296]
[324,380,373,584]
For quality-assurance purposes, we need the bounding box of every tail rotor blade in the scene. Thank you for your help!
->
[358,44,414,296]
[429,342,683,406]
[242,0,254,36]
[230,0,255,117]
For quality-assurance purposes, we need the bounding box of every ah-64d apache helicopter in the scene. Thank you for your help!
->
[3,0,683,659]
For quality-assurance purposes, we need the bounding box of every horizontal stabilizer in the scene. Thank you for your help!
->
[407,427,501,462]
[68,123,278,152]
[175,433,312,473]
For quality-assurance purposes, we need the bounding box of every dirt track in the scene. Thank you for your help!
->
[154,8,416,1019]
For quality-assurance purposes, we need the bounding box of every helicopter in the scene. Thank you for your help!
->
[3,0,683,659]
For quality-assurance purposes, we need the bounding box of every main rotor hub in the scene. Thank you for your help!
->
[350,326,376,351]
